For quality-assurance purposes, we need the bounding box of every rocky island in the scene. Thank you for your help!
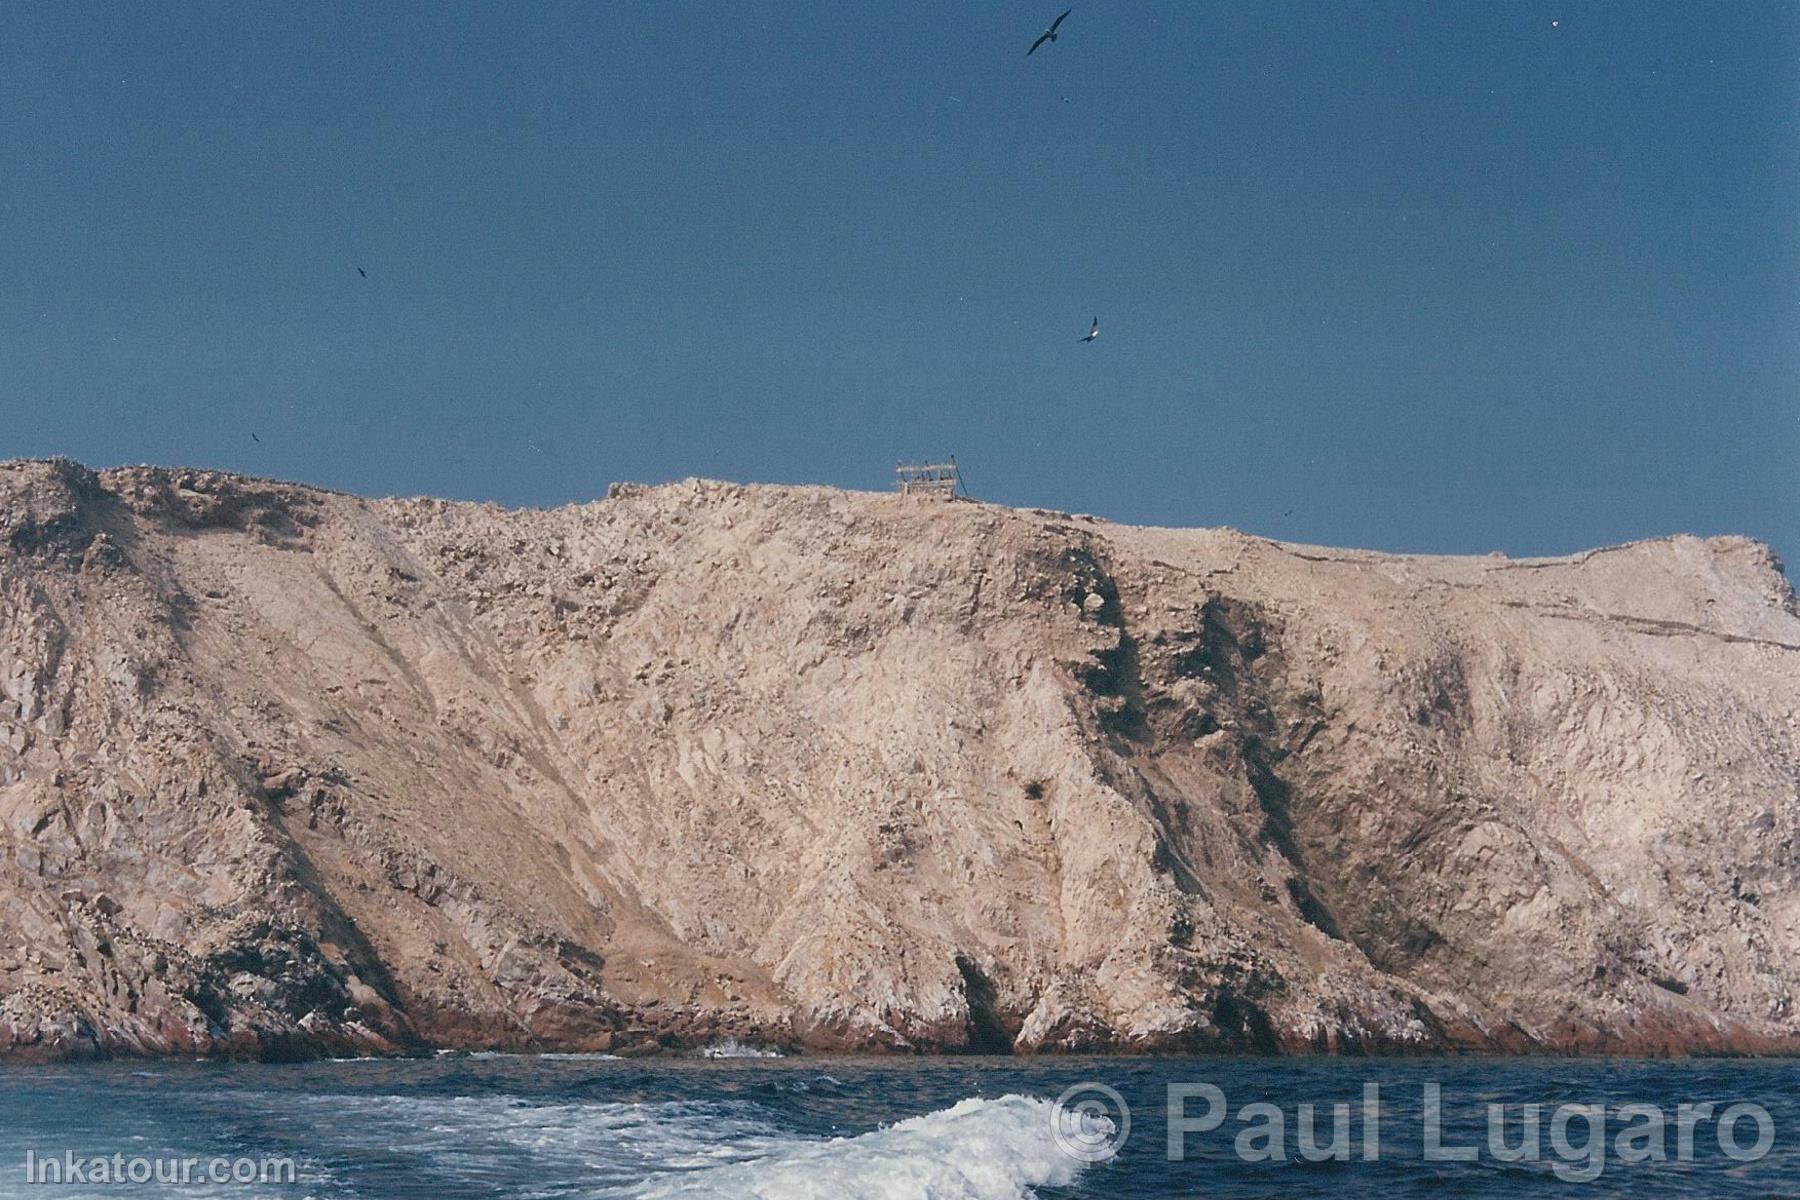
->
[1,458,1797,1059]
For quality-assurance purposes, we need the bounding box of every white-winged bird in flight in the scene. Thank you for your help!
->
[1029,9,1071,56]
[1080,316,1099,343]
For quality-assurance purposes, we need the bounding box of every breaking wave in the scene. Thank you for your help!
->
[619,1094,1089,1200]
[700,1039,783,1059]
[274,1090,1087,1198]
[152,1081,1090,1199]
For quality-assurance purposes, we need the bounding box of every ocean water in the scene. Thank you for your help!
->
[0,1055,1795,1198]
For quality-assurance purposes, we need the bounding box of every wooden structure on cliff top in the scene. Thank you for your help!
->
[895,458,962,499]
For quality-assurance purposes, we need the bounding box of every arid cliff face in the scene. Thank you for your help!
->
[2,458,1798,1059]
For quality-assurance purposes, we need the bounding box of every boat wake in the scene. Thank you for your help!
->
[193,1084,1088,1199]
[617,1094,1089,1200]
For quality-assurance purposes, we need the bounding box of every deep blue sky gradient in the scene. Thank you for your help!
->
[3,2,1797,560]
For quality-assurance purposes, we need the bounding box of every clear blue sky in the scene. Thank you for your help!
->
[4,2,1797,560]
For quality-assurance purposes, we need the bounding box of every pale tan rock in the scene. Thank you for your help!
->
[0,457,1797,1058]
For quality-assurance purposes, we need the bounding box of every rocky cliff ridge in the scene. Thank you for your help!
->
[2,457,1798,1059]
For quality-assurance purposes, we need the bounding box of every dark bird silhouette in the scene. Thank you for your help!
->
[250,432,261,443]
[356,267,367,278]
[1080,316,1099,343]
[1028,9,1071,55]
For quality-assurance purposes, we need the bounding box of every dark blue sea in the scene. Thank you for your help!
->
[0,1054,1795,1198]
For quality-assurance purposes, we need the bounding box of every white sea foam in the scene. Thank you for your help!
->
[619,1094,1091,1200]
[201,1086,1086,1200]
[701,1039,782,1059]
[227,1091,795,1189]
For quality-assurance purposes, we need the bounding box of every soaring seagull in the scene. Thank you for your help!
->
[1028,9,1071,55]
[1080,316,1098,343]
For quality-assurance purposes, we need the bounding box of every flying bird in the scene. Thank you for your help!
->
[356,267,367,278]
[250,432,261,443]
[1028,9,1071,55]
[1079,316,1098,343]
